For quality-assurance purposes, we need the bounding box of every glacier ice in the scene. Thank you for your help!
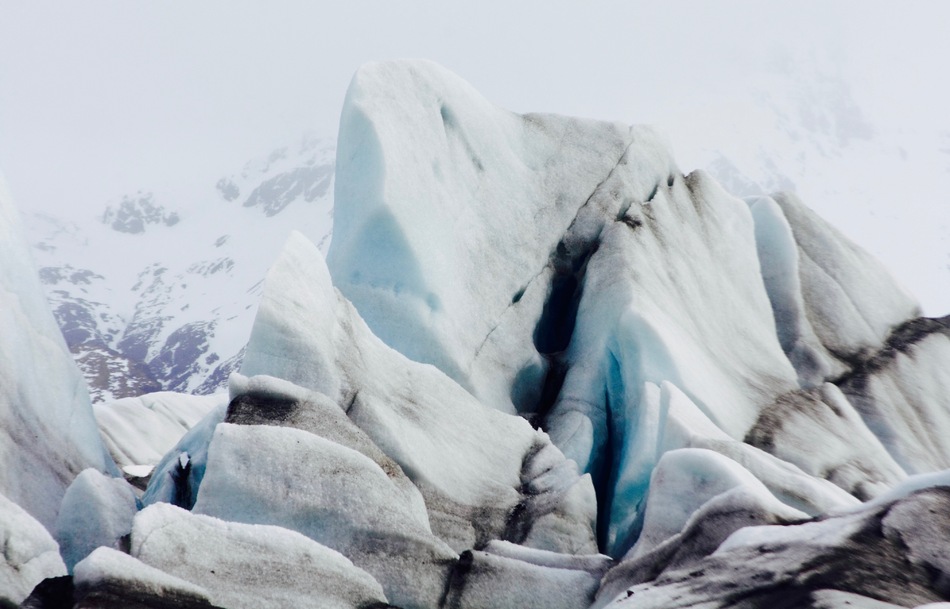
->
[745,382,906,499]
[54,469,138,573]
[194,422,455,608]
[329,59,638,415]
[93,391,223,471]
[242,232,598,556]
[131,503,388,609]
[0,491,67,606]
[598,486,950,608]
[837,316,950,474]
[8,59,950,608]
[72,547,218,608]
[627,448,808,561]
[140,401,228,509]
[0,176,117,528]
[227,373,430,521]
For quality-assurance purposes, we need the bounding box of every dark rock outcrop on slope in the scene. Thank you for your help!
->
[595,486,950,608]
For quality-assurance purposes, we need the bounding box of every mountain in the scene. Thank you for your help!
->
[6,60,950,608]
[26,52,950,410]
[653,51,950,317]
[24,135,334,402]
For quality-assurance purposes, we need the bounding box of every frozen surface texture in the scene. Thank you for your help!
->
[140,401,228,509]
[72,547,220,609]
[93,392,223,470]
[597,485,950,609]
[131,503,388,609]
[8,60,950,608]
[0,491,67,606]
[0,177,116,529]
[54,469,138,572]
[328,59,635,415]
[241,233,598,557]
[194,422,455,608]
[837,316,950,474]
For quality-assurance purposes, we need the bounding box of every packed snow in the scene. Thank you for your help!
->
[0,491,67,606]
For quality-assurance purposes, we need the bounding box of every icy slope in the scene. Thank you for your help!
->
[14,60,950,608]
[0,176,115,531]
[24,135,335,402]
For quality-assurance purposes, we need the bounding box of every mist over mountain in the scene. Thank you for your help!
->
[23,135,334,401]
[2,59,950,608]
[22,54,949,403]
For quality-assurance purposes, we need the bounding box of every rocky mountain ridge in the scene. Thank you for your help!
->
[24,134,335,402]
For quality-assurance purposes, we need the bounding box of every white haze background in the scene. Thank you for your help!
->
[0,0,948,312]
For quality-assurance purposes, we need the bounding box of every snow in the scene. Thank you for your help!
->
[763,192,920,374]
[131,502,388,609]
[628,448,807,560]
[745,382,907,499]
[0,174,116,529]
[443,549,604,609]
[123,464,154,478]
[0,490,67,606]
[94,391,224,468]
[73,547,212,604]
[242,231,597,555]
[23,134,336,400]
[329,59,634,414]
[140,401,227,509]
[838,321,950,474]
[194,422,456,609]
[54,468,139,572]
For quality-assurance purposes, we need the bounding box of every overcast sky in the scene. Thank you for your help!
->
[1,1,948,308]
[1,1,946,204]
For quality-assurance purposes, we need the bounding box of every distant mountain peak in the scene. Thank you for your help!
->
[101,192,180,234]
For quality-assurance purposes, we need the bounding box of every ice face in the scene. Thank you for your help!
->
[0,175,117,529]
[242,233,598,556]
[54,468,139,572]
[131,503,388,609]
[140,401,228,509]
[10,59,950,608]
[72,547,215,608]
[329,60,636,415]
[194,422,455,608]
[93,391,223,469]
[0,491,67,606]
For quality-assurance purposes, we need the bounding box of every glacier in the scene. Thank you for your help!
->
[5,59,950,608]
[0,176,116,532]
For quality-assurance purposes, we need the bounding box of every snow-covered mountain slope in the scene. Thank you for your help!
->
[0,175,116,531]
[24,135,334,402]
[655,53,950,317]
[26,53,949,409]
[9,60,950,608]
[0,174,118,604]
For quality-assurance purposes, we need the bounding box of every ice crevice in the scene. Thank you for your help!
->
[15,59,950,608]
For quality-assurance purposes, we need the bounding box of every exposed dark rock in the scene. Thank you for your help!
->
[18,577,74,609]
[242,164,334,216]
[596,487,950,608]
[101,193,179,235]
